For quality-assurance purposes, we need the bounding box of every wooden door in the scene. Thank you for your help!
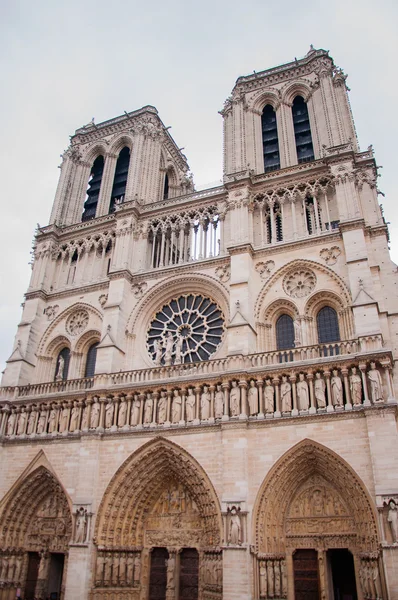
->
[149,547,168,600]
[179,548,199,600]
[24,552,40,600]
[293,549,320,600]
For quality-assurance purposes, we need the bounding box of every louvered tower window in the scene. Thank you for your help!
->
[276,314,295,350]
[82,155,104,222]
[261,105,280,172]
[54,347,70,381]
[317,307,340,343]
[109,147,130,213]
[84,342,99,378]
[163,173,169,200]
[292,96,314,163]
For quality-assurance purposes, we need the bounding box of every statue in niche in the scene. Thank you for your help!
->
[158,391,167,424]
[259,561,268,596]
[75,507,87,543]
[131,395,141,426]
[274,560,281,597]
[55,354,65,380]
[214,384,224,418]
[144,394,153,424]
[119,553,126,585]
[112,554,119,585]
[201,385,211,420]
[294,319,302,346]
[59,404,69,433]
[48,404,57,433]
[172,389,182,422]
[267,560,274,597]
[314,372,326,408]
[27,409,36,435]
[367,362,384,403]
[164,331,174,366]
[387,499,398,543]
[133,554,141,584]
[154,338,163,366]
[0,555,9,581]
[281,560,287,597]
[230,380,240,416]
[37,406,47,434]
[6,411,16,436]
[280,376,291,412]
[331,369,343,406]
[297,373,309,410]
[174,334,183,365]
[17,408,27,435]
[167,555,176,588]
[126,553,134,584]
[350,367,362,406]
[186,388,196,421]
[248,380,259,415]
[70,400,80,431]
[105,399,114,428]
[228,507,242,545]
[103,553,112,585]
[90,399,100,428]
[118,399,127,427]
[14,554,23,583]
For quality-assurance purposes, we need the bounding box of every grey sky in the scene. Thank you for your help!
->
[1,0,397,374]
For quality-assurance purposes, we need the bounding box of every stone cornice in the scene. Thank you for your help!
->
[252,230,341,257]
[25,281,110,303]
[227,243,254,257]
[339,218,366,233]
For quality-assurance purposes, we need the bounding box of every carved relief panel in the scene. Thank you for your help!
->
[27,490,72,553]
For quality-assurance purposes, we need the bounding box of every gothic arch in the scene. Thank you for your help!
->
[74,328,101,354]
[108,133,134,156]
[253,439,379,555]
[305,289,354,341]
[250,89,281,113]
[95,437,222,548]
[281,79,313,105]
[82,142,109,166]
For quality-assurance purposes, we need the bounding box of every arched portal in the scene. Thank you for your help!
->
[0,466,72,600]
[93,438,223,600]
[252,440,385,600]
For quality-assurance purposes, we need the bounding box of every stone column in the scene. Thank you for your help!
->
[111,396,120,432]
[166,550,177,600]
[239,380,248,419]
[152,391,159,427]
[222,381,230,421]
[194,386,201,423]
[98,396,107,432]
[360,363,371,406]
[257,378,264,418]
[165,390,172,427]
[35,551,51,599]
[341,368,352,410]
[273,377,281,417]
[290,375,298,416]
[125,393,133,427]
[209,385,215,423]
[139,393,145,427]
[324,370,334,413]
[308,373,316,415]
[84,398,92,432]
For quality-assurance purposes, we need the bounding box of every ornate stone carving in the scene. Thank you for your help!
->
[66,309,89,336]
[214,384,224,418]
[331,369,344,407]
[283,269,316,298]
[350,367,362,406]
[320,245,341,266]
[230,380,240,416]
[227,506,242,545]
[185,388,196,422]
[367,362,384,403]
[132,281,148,299]
[200,385,211,420]
[215,265,230,282]
[44,304,59,321]
[98,294,108,308]
[280,376,291,413]
[314,372,326,408]
[255,260,275,279]
[387,499,398,543]
[296,373,309,410]
[248,379,259,416]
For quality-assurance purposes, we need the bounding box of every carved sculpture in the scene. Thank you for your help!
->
[118,399,127,427]
[367,362,384,403]
[37,406,47,434]
[214,384,224,418]
[131,396,141,426]
[388,499,398,543]
[164,331,174,366]
[174,334,183,365]
[350,367,362,406]
[154,338,163,366]
[48,404,57,433]
[55,354,65,380]
[75,507,87,543]
[230,380,240,416]
[90,399,100,428]
[248,380,259,415]
[6,411,16,436]
[201,385,211,420]
[186,388,196,421]
[172,389,182,422]
[105,399,114,428]
[27,409,36,434]
[133,555,141,584]
[331,369,343,406]
[314,372,326,408]
[59,404,69,433]
[144,395,153,424]
[294,320,302,346]
[70,400,80,431]
[297,373,309,410]
[228,507,241,545]
[158,391,167,424]
[280,376,291,412]
[283,269,316,298]
[17,408,27,435]
[66,309,89,336]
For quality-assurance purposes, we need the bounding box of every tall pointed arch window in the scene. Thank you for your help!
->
[276,314,295,350]
[292,96,314,163]
[317,306,340,343]
[82,155,104,222]
[163,172,169,200]
[109,146,131,213]
[84,342,99,378]
[261,104,280,172]
[54,347,70,381]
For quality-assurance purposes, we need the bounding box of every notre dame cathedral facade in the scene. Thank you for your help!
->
[1,46,397,600]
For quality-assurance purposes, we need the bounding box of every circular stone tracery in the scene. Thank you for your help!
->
[147,294,225,364]
[283,269,316,298]
[66,310,89,336]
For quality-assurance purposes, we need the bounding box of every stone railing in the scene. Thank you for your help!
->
[0,335,384,402]
[0,356,395,441]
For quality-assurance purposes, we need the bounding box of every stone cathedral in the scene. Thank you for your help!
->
[1,46,398,600]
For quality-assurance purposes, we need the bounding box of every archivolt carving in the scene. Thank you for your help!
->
[253,439,379,555]
[283,269,316,298]
[0,466,72,553]
[95,438,222,548]
[280,79,314,105]
[248,88,281,112]
[74,329,101,354]
[66,309,89,336]
[263,299,299,322]
[255,259,351,319]
[107,132,134,156]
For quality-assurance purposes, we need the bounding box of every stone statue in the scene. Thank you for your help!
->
[167,554,176,588]
[281,559,287,597]
[70,401,80,431]
[37,407,47,434]
[248,380,259,415]
[75,508,87,543]
[350,367,362,406]
[119,553,126,585]
[158,391,167,424]
[267,560,274,598]
[14,554,22,583]
[274,560,281,597]
[105,399,114,428]
[90,399,100,428]
[172,389,182,422]
[16,409,27,435]
[131,396,141,426]
[154,338,163,366]
[104,553,112,585]
[368,362,383,403]
[126,553,134,583]
[55,354,65,380]
[230,380,240,416]
[59,405,69,433]
[164,331,174,366]
[144,395,153,424]
[294,319,302,346]
[259,561,268,597]
[133,554,141,584]
[174,334,183,365]
[387,499,398,543]
[81,404,89,429]
[297,373,309,411]
[201,385,211,420]
[48,404,57,433]
[118,399,127,427]
[6,411,16,436]
[186,388,195,421]
[27,409,36,435]
[280,376,291,412]
[331,369,343,406]
[228,507,241,545]
[314,372,326,408]
[214,384,224,418]
[0,555,9,581]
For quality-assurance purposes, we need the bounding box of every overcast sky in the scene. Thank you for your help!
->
[1,0,397,375]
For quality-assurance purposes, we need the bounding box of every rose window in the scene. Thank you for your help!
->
[283,269,316,298]
[66,310,89,336]
[147,294,224,364]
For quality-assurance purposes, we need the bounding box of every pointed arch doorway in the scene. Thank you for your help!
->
[253,440,385,600]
